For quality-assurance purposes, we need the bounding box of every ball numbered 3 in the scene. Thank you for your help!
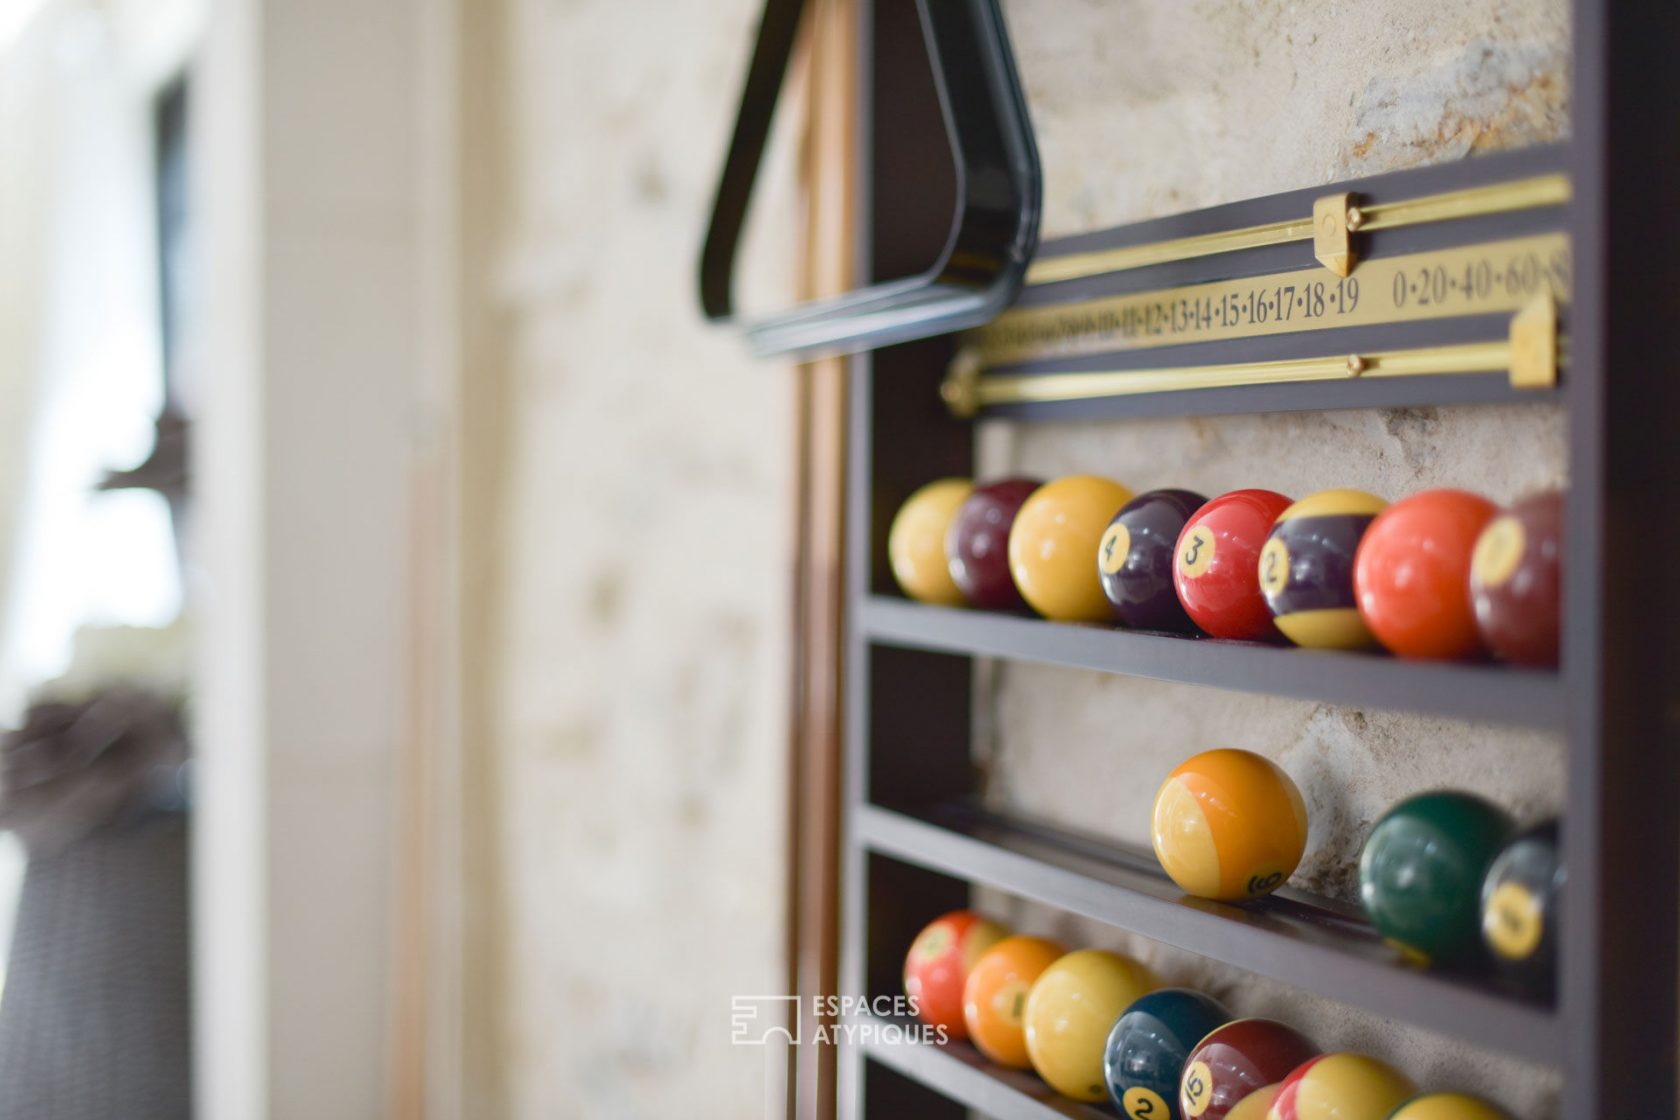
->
[1105,988,1233,1120]
[1009,475,1135,621]
[1259,489,1388,650]
[903,910,1009,1039]
[1025,949,1157,1102]
[1152,749,1308,902]
[1268,1053,1416,1120]
[1179,1019,1317,1120]
[1175,490,1294,641]
[962,935,1065,1069]
[889,479,974,605]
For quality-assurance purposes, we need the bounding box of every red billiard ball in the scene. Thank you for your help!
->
[946,478,1042,611]
[1099,489,1209,632]
[1179,1018,1318,1120]
[1354,489,1498,659]
[1173,490,1294,641]
[1470,491,1563,667]
[903,911,1009,1039]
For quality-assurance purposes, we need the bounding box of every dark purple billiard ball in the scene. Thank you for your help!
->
[946,478,1042,611]
[1098,489,1208,631]
[1471,490,1563,667]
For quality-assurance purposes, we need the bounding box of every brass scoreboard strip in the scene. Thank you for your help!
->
[944,176,1572,416]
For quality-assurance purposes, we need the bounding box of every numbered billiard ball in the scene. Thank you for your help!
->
[1386,1093,1514,1120]
[1178,1019,1317,1120]
[962,935,1065,1068]
[1225,1085,1282,1120]
[1104,988,1233,1120]
[1470,491,1563,666]
[1025,949,1157,1102]
[1354,489,1498,659]
[1009,475,1135,622]
[1152,749,1308,902]
[1259,489,1388,650]
[903,910,1009,1039]
[1481,819,1562,995]
[889,479,974,606]
[1100,489,1209,632]
[1269,1053,1416,1120]
[946,478,1042,611]
[1359,792,1515,965]
[1174,489,1294,640]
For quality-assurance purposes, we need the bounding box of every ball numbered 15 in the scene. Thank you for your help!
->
[1153,749,1308,902]
[1025,949,1157,1102]
[1179,1018,1317,1120]
[1259,489,1388,650]
[1104,988,1233,1120]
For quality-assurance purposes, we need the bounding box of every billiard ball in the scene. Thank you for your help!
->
[1259,489,1388,650]
[946,478,1042,611]
[1359,792,1515,965]
[889,479,974,605]
[1269,1053,1416,1120]
[1024,949,1157,1101]
[1225,1085,1282,1120]
[1179,1019,1317,1120]
[1385,1093,1514,1120]
[1104,988,1233,1120]
[1470,491,1563,666]
[1009,475,1135,622]
[903,910,1009,1039]
[1174,489,1294,640]
[1100,489,1209,632]
[1152,749,1308,902]
[1481,819,1562,994]
[962,935,1065,1068]
[1353,489,1498,659]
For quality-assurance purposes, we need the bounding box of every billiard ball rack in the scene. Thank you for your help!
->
[822,2,1680,1118]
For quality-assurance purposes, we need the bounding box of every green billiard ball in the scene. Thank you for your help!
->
[1359,792,1515,966]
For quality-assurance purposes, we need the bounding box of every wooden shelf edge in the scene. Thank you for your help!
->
[856,803,1563,1068]
[857,1013,1110,1120]
[860,597,1565,731]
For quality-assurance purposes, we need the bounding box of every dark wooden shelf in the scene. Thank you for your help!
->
[858,1013,1113,1120]
[861,597,1564,731]
[857,802,1563,1067]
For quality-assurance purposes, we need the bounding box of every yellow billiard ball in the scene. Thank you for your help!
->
[1269,1053,1416,1120]
[1385,1093,1514,1120]
[1024,949,1156,1101]
[889,479,974,605]
[1008,475,1135,622]
[1152,749,1308,902]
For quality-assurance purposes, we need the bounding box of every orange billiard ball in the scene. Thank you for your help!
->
[1353,489,1498,659]
[962,935,1065,1068]
[1009,475,1135,621]
[903,910,1009,1039]
[1152,749,1308,902]
[889,479,974,606]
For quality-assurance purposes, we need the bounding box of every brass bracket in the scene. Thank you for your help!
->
[1313,192,1358,276]
[940,347,983,419]
[1508,294,1559,389]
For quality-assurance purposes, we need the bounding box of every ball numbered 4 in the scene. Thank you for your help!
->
[947,478,1042,611]
[1179,1019,1317,1120]
[1175,489,1294,641]
[889,479,974,605]
[1152,749,1308,902]
[1009,475,1135,621]
[1359,793,1514,966]
[1481,819,1562,995]
[1105,988,1233,1120]
[1269,1053,1416,1120]
[962,935,1064,1069]
[903,910,1009,1039]
[1385,1093,1514,1120]
[1354,489,1498,659]
[1470,490,1563,666]
[1025,949,1157,1102]
[1100,489,1209,632]
[1259,489,1388,650]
